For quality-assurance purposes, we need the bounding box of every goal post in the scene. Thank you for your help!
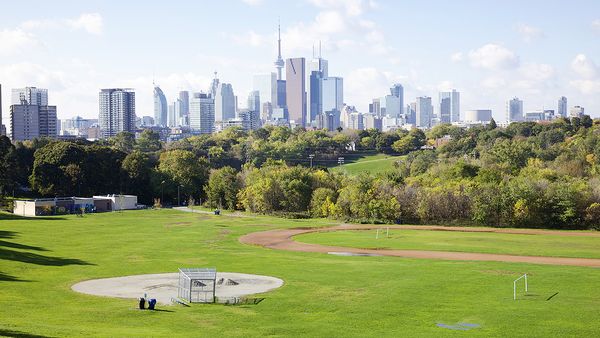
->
[513,274,528,300]
[375,227,390,239]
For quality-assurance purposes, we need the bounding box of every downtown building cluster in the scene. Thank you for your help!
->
[0,27,592,142]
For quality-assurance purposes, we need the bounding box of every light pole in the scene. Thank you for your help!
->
[160,180,165,206]
[308,154,314,168]
[177,185,181,206]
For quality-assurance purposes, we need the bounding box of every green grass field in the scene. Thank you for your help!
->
[1,210,600,337]
[331,153,403,175]
[295,228,600,258]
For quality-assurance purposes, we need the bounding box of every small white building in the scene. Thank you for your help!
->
[92,194,138,211]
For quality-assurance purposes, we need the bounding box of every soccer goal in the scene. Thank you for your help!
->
[513,274,528,300]
[375,227,390,239]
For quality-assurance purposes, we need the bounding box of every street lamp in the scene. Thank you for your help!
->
[308,154,315,168]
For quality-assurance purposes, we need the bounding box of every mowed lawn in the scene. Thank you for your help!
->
[295,228,600,259]
[331,153,403,175]
[1,210,600,337]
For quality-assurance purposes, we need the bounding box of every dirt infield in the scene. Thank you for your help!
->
[239,225,600,267]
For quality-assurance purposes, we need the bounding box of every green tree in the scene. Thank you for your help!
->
[136,129,162,152]
[158,149,209,202]
[205,167,241,209]
[110,132,136,153]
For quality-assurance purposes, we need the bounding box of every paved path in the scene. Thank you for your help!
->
[239,224,600,267]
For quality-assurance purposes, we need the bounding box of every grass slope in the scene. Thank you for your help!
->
[331,153,403,175]
[1,210,600,337]
[295,228,600,258]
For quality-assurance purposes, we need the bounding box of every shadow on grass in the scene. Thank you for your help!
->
[0,240,48,252]
[0,230,17,239]
[0,329,53,338]
[0,247,93,267]
[0,212,67,221]
[0,272,29,282]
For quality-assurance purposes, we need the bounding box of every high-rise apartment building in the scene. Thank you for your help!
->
[189,92,214,134]
[178,91,189,126]
[0,84,4,136]
[569,106,584,118]
[153,85,168,127]
[12,87,48,106]
[416,96,433,128]
[507,97,524,122]
[98,88,136,139]
[439,89,460,123]
[214,83,236,122]
[10,105,57,141]
[285,57,306,127]
[558,96,568,118]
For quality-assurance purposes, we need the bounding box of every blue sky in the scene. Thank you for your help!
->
[1,0,599,122]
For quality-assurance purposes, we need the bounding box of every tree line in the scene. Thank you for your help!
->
[1,117,600,229]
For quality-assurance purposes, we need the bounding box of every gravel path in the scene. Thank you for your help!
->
[239,225,600,267]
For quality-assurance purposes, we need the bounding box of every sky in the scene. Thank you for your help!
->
[1,0,600,124]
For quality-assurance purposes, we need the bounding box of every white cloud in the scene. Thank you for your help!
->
[468,44,520,70]
[570,79,600,94]
[226,30,267,47]
[450,52,463,62]
[307,0,373,16]
[516,23,544,42]
[66,13,103,35]
[481,77,507,89]
[0,29,40,55]
[241,0,264,5]
[571,54,598,78]
[519,63,555,81]
[592,19,600,34]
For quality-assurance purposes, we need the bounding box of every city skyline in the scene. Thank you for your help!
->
[1,0,600,123]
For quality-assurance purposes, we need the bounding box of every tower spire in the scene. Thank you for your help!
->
[274,19,285,80]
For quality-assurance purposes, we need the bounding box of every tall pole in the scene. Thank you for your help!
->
[177,185,180,206]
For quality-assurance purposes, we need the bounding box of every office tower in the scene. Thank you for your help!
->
[308,70,324,123]
[247,90,260,113]
[286,57,306,127]
[558,96,568,118]
[408,102,416,125]
[507,97,524,122]
[262,102,273,121]
[382,95,401,117]
[238,109,261,130]
[277,80,286,108]
[210,72,220,98]
[322,77,343,114]
[274,23,285,81]
[307,43,328,124]
[189,92,214,134]
[371,98,381,117]
[0,84,4,136]
[153,85,168,127]
[178,91,189,125]
[439,89,460,123]
[215,83,236,122]
[569,106,584,118]
[10,105,57,141]
[98,88,136,139]
[390,84,404,115]
[168,102,177,127]
[416,96,433,128]
[253,73,278,119]
[12,87,48,105]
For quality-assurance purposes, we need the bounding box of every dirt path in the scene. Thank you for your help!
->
[239,225,600,267]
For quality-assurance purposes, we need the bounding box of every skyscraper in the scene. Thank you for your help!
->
[247,90,261,113]
[416,96,433,128]
[439,90,460,123]
[153,85,168,127]
[286,57,306,127]
[178,91,189,126]
[390,84,404,115]
[558,96,568,118]
[382,95,401,117]
[252,73,278,119]
[189,92,214,134]
[322,77,343,113]
[507,97,524,122]
[98,88,136,139]
[307,43,328,124]
[12,87,48,105]
[214,83,236,122]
